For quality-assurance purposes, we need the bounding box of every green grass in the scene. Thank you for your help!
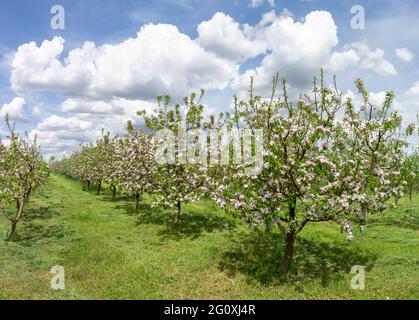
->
[1,174,418,299]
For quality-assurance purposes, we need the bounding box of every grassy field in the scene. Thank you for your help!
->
[0,174,418,300]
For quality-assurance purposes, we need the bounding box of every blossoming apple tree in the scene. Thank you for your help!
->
[401,148,419,200]
[212,75,413,273]
[137,92,210,224]
[113,121,156,209]
[0,117,48,241]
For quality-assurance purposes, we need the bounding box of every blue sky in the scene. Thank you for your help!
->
[0,0,418,156]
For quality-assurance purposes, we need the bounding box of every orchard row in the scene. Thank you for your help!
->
[3,74,418,273]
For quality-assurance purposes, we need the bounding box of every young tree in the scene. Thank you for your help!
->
[73,144,97,191]
[138,93,210,224]
[99,131,120,200]
[401,149,419,200]
[114,121,155,209]
[213,75,413,274]
[0,118,48,241]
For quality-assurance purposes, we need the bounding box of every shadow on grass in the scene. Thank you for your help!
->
[91,186,144,203]
[219,231,377,286]
[373,218,418,230]
[18,223,68,242]
[369,208,419,231]
[6,206,80,244]
[114,202,151,216]
[100,195,135,203]
[24,206,59,222]
[115,202,235,240]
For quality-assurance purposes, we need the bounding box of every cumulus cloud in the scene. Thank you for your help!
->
[407,80,419,96]
[29,128,95,156]
[343,89,387,106]
[31,97,155,155]
[396,48,414,63]
[394,82,419,137]
[11,24,238,100]
[28,114,119,157]
[0,97,28,122]
[10,11,396,102]
[326,43,397,76]
[369,91,387,106]
[346,42,397,76]
[197,12,266,62]
[250,0,275,8]
[37,115,92,131]
[327,49,360,72]
[7,9,405,156]
[31,106,42,116]
[29,115,96,155]
[233,11,339,95]
[405,81,419,126]
[229,11,396,95]
[58,97,155,133]
[61,99,125,115]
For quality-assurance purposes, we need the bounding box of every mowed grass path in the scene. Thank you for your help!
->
[0,174,418,299]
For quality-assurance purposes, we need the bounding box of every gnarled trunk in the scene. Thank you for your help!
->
[174,201,181,224]
[135,192,141,210]
[112,185,117,201]
[278,232,296,274]
[278,197,297,274]
[6,198,25,242]
[6,222,17,242]
[97,182,101,195]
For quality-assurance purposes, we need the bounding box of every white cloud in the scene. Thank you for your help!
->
[11,37,88,95]
[233,11,340,95]
[229,11,396,96]
[395,48,414,63]
[369,91,387,106]
[406,81,419,132]
[0,97,28,122]
[29,128,94,156]
[343,89,387,107]
[30,115,97,155]
[197,12,266,62]
[8,9,410,156]
[31,97,156,155]
[10,11,397,103]
[394,83,419,138]
[61,99,125,115]
[31,106,42,116]
[327,49,360,72]
[407,80,419,96]
[326,43,397,76]
[37,115,92,131]
[250,0,275,8]
[58,97,155,134]
[258,10,279,26]
[346,42,397,76]
[342,89,356,102]
[11,24,238,100]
